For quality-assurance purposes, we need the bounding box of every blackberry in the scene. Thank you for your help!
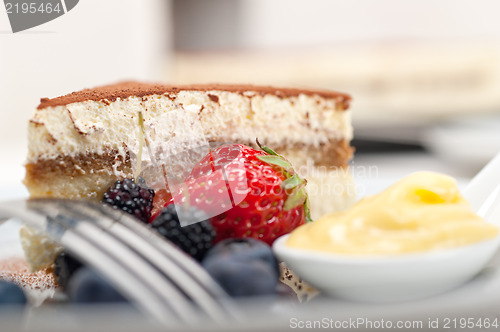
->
[54,251,84,290]
[151,204,215,261]
[102,178,155,223]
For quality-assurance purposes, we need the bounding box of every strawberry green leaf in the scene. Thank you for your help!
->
[284,186,307,211]
[281,174,303,190]
[304,196,312,222]
[256,155,292,171]
[256,138,279,156]
[256,138,311,220]
[261,146,279,156]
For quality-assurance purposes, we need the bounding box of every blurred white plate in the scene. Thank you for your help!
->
[423,114,500,171]
[0,185,27,259]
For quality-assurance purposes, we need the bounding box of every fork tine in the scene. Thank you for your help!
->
[0,199,242,326]
[0,199,185,325]
[80,201,231,295]
[47,212,200,322]
[56,199,241,322]
[48,215,185,325]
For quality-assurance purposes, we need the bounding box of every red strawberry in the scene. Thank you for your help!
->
[155,141,311,245]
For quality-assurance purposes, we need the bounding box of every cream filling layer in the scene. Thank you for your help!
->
[27,90,352,167]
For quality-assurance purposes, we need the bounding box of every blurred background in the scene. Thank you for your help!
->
[1,0,500,195]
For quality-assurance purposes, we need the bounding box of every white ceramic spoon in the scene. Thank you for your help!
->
[464,151,500,221]
[273,152,500,303]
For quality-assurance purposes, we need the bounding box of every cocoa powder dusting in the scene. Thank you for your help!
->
[37,81,351,110]
[0,257,56,290]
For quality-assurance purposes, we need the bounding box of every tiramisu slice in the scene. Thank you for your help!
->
[24,82,355,219]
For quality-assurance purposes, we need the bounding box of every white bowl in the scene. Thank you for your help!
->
[273,234,500,303]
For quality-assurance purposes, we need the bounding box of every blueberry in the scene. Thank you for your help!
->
[202,238,280,297]
[203,257,278,297]
[0,281,27,306]
[67,268,127,303]
[204,238,279,276]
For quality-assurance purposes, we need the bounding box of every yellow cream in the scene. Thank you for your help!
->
[287,172,498,255]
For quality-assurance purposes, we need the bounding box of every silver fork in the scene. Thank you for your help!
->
[0,198,242,327]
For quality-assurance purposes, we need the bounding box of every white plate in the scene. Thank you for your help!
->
[423,114,500,172]
[0,219,23,260]
[2,180,500,330]
[0,185,28,259]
